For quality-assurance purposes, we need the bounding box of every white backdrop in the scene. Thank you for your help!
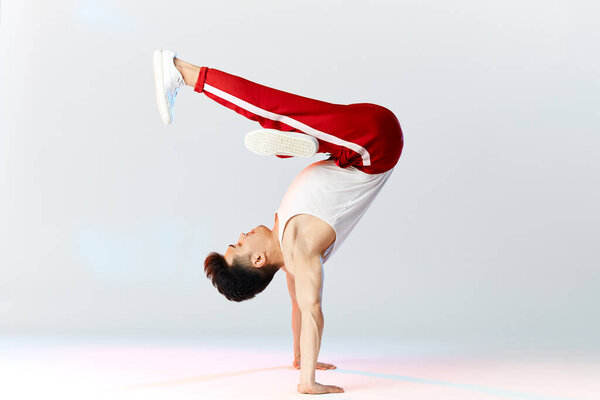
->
[1,0,598,350]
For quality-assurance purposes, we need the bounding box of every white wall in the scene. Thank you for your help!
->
[1,0,599,349]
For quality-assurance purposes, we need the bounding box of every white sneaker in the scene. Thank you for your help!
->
[244,129,318,158]
[153,49,184,125]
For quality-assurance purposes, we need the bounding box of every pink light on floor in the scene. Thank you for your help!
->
[1,336,598,400]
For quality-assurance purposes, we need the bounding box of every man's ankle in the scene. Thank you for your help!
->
[174,58,200,87]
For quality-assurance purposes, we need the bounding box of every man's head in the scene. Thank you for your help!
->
[204,225,283,302]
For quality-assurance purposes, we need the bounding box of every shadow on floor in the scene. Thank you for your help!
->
[111,365,292,391]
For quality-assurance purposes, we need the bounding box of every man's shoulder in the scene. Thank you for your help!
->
[282,214,336,259]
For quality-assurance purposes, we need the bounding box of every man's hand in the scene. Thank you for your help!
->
[297,382,344,394]
[293,357,337,370]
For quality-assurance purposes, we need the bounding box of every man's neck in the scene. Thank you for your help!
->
[271,213,284,267]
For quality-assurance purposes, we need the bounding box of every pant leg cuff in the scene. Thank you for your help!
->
[194,66,208,93]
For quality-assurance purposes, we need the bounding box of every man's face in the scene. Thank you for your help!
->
[223,225,272,266]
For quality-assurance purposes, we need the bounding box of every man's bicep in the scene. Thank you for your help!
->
[293,256,324,309]
[286,272,298,304]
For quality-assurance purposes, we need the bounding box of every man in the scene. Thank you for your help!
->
[153,50,403,394]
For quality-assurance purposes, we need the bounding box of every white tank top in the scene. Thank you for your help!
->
[276,159,394,263]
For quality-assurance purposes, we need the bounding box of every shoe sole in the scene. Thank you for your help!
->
[244,129,318,158]
[153,50,172,125]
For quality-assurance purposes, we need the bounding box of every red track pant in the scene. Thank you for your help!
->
[194,67,404,175]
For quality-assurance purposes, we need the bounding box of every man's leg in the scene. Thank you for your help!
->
[171,56,404,174]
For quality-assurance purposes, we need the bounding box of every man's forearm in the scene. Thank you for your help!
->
[292,302,302,360]
[298,305,324,385]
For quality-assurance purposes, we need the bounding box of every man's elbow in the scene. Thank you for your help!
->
[297,298,322,313]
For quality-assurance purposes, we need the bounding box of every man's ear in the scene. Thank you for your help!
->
[252,252,266,268]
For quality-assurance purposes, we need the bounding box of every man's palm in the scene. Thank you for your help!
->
[297,382,345,394]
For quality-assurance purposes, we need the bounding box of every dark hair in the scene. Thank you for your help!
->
[204,252,280,302]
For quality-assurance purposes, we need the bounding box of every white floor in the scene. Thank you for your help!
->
[1,335,598,400]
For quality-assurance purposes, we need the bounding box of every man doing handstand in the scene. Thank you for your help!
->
[153,50,404,394]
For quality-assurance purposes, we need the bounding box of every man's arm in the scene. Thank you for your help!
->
[287,271,339,371]
[293,254,343,394]
[286,272,302,364]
